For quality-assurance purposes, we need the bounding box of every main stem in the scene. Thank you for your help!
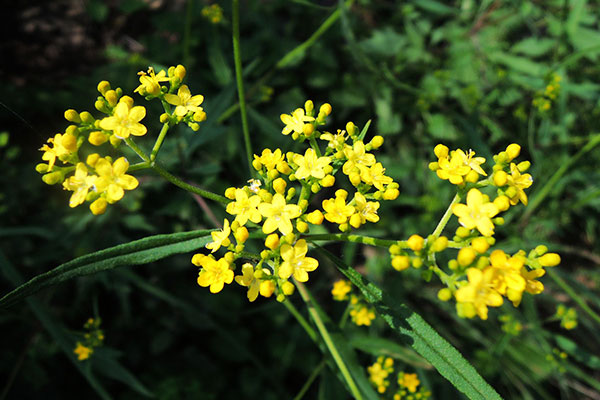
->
[431,193,461,239]
[232,0,254,177]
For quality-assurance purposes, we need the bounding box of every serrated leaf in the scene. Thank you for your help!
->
[489,52,545,76]
[0,230,212,308]
[318,247,503,400]
[349,334,433,369]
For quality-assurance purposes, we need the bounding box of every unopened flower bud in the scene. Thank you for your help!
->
[493,195,510,212]
[281,281,295,296]
[471,237,489,254]
[345,121,356,136]
[349,172,361,186]
[80,111,94,123]
[407,234,424,251]
[303,123,314,136]
[97,80,111,95]
[434,144,449,159]
[539,253,560,267]
[265,233,280,250]
[349,214,362,229]
[193,110,207,122]
[35,163,49,173]
[260,280,275,297]
[383,188,399,200]
[224,187,237,199]
[86,153,100,167]
[64,109,81,123]
[457,247,477,266]
[335,189,348,200]
[431,236,448,252]
[88,131,108,146]
[306,210,324,225]
[392,255,410,271]
[235,227,249,243]
[90,198,107,215]
[517,161,530,172]
[437,288,452,301]
[320,175,335,187]
[370,135,384,149]
[252,159,262,170]
[534,245,548,256]
[42,171,63,185]
[493,170,508,186]
[304,100,314,114]
[506,143,521,161]
[267,169,279,180]
[104,90,118,107]
[296,220,308,233]
[319,103,332,116]
[273,178,287,194]
[174,64,186,80]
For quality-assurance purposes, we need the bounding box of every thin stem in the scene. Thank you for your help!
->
[523,133,600,221]
[150,123,170,162]
[303,233,400,248]
[309,136,322,157]
[295,281,363,400]
[232,0,254,177]
[292,359,326,400]
[127,161,150,172]
[125,138,228,204]
[546,269,600,325]
[282,299,318,342]
[431,193,461,239]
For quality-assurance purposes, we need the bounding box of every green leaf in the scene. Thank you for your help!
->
[489,52,545,76]
[349,334,433,369]
[555,335,600,370]
[566,0,587,38]
[411,0,458,16]
[511,38,556,57]
[318,247,503,400]
[425,113,459,140]
[0,230,212,308]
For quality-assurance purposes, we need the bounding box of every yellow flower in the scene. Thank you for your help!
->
[62,163,96,208]
[258,193,302,236]
[235,263,263,302]
[360,162,393,190]
[293,148,331,180]
[206,219,232,253]
[398,372,420,393]
[134,67,169,96]
[368,357,393,393]
[280,108,314,135]
[506,163,533,205]
[331,279,352,301]
[320,129,346,150]
[196,256,234,293]
[94,157,139,204]
[253,148,284,171]
[436,148,485,184]
[226,189,262,225]
[74,342,93,361]
[509,267,545,306]
[455,267,503,320]
[488,250,526,298]
[351,192,380,227]
[342,141,375,175]
[99,101,147,139]
[350,302,376,326]
[452,189,499,237]
[279,239,318,282]
[322,194,355,225]
[40,133,78,171]
[164,85,204,117]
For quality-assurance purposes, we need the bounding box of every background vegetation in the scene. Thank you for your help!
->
[1,0,600,398]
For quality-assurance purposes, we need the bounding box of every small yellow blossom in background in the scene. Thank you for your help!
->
[99,100,147,139]
[134,66,169,96]
[452,188,499,237]
[350,295,376,326]
[556,304,578,330]
[201,4,224,24]
[94,157,139,204]
[206,219,232,253]
[331,279,352,301]
[63,163,96,208]
[194,255,234,293]
[280,108,314,136]
[397,372,420,393]
[74,342,93,361]
[258,193,302,236]
[164,84,205,117]
[368,356,394,393]
[278,239,318,282]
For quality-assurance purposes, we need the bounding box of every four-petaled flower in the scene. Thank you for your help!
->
[63,163,96,208]
[506,163,533,205]
[94,157,139,204]
[331,280,352,301]
[235,263,261,302]
[40,133,78,170]
[322,194,355,225]
[279,239,318,282]
[360,162,392,190]
[226,189,261,225]
[99,101,147,139]
[452,188,499,237]
[206,219,232,253]
[258,193,302,236]
[164,84,204,117]
[352,192,380,225]
[342,141,375,174]
[134,67,169,96]
[455,267,503,320]
[293,148,331,180]
[280,108,314,135]
[195,256,234,293]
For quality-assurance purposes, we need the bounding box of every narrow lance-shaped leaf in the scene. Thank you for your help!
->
[0,229,213,308]
[317,247,503,400]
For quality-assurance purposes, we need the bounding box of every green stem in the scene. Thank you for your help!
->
[546,269,600,325]
[125,138,228,204]
[150,123,170,162]
[303,233,400,248]
[282,299,318,342]
[293,360,326,400]
[309,136,322,157]
[523,133,600,221]
[431,193,461,239]
[295,281,363,400]
[128,162,150,172]
[232,0,254,177]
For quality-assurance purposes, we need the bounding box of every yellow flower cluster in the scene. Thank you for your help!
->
[533,73,561,112]
[367,357,430,399]
[191,101,397,302]
[201,4,224,24]
[37,65,206,214]
[331,279,375,326]
[555,304,578,330]
[73,317,104,361]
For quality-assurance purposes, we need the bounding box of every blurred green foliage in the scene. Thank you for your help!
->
[2,0,600,398]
